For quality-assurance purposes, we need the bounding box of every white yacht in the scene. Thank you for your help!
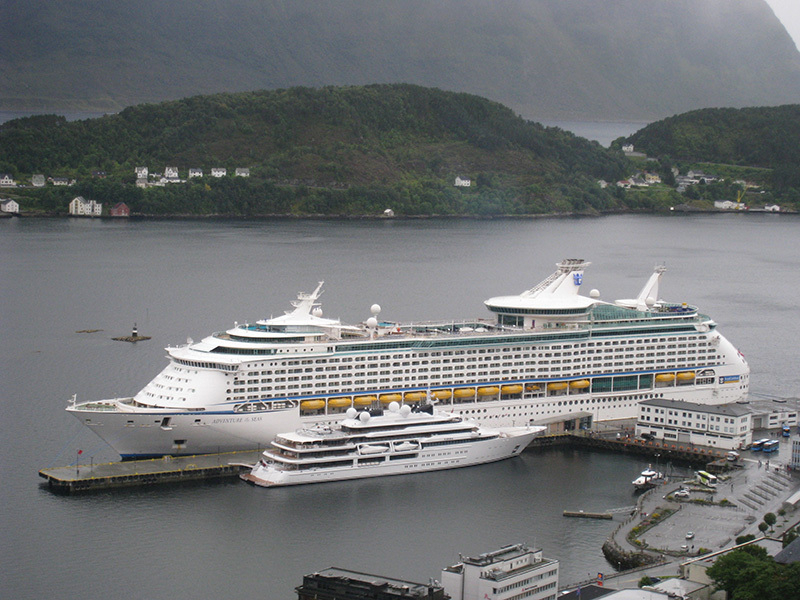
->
[241,402,542,487]
[67,259,749,459]
[632,465,664,489]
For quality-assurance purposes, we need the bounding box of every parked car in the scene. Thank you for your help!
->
[673,489,690,499]
[686,532,695,539]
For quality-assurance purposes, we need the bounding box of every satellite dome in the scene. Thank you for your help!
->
[589,289,600,298]
[388,401,400,412]
[371,304,381,316]
[359,411,371,423]
[366,316,378,328]
[312,307,323,317]
[399,405,412,417]
[346,407,357,419]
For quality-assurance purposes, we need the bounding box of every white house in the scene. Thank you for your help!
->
[441,543,559,600]
[454,176,471,187]
[622,143,634,153]
[164,166,179,179]
[1,199,20,213]
[135,166,148,179]
[211,168,227,178]
[0,174,17,187]
[636,397,752,450]
[188,168,203,178]
[51,177,69,186]
[234,167,250,177]
[714,200,746,210]
[69,196,102,216]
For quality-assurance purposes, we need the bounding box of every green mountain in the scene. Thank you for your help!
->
[1,85,636,216]
[2,0,799,121]
[622,105,800,193]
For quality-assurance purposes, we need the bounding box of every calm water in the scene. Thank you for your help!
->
[2,214,799,598]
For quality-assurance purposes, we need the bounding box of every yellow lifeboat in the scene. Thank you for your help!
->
[525,383,541,392]
[379,393,403,405]
[570,379,590,389]
[353,395,377,406]
[404,391,426,402]
[677,371,696,381]
[327,397,352,408]
[477,386,499,396]
[500,384,524,395]
[547,382,568,391]
[300,399,325,410]
[655,373,675,382]
[453,388,476,398]
[432,390,452,400]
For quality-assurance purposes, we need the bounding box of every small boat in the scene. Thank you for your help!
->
[632,464,664,489]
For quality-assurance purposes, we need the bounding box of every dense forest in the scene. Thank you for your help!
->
[0,85,635,217]
[621,105,800,198]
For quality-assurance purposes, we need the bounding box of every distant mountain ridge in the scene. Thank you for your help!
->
[2,0,800,120]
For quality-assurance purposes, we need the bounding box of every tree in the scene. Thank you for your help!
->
[759,522,769,534]
[764,512,777,531]
[707,546,772,598]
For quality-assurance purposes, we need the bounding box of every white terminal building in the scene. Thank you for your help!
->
[441,543,559,600]
[636,397,752,450]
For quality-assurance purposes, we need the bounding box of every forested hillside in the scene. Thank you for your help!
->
[622,105,800,194]
[1,85,635,217]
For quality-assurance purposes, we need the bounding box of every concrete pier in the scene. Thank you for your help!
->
[38,450,261,494]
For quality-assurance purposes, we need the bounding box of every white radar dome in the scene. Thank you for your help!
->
[371,304,381,316]
[366,316,378,328]
[312,307,323,317]
[346,407,357,419]
[589,289,600,298]
[646,296,655,307]
[388,401,400,412]
[359,411,371,423]
[399,405,412,417]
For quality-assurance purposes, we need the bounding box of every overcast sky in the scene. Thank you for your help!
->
[766,0,800,50]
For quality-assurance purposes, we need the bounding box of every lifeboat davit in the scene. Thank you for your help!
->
[454,388,476,398]
[353,395,377,406]
[570,379,590,389]
[677,371,696,381]
[478,386,500,396]
[379,393,403,404]
[500,384,524,395]
[547,382,568,391]
[328,397,352,408]
[300,400,325,410]
[404,391,426,402]
[655,373,675,382]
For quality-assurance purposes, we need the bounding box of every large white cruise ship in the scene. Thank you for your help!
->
[241,403,542,487]
[68,259,749,459]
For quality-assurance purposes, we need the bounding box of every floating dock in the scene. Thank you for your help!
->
[38,450,261,494]
[563,510,613,519]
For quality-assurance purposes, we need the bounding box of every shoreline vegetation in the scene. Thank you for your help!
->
[1,86,798,218]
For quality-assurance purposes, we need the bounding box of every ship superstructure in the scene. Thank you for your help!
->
[68,259,749,458]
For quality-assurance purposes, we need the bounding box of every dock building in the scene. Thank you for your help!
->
[636,398,751,450]
[296,568,446,600]
[441,543,558,600]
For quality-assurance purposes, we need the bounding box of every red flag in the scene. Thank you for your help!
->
[77,449,83,455]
